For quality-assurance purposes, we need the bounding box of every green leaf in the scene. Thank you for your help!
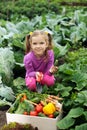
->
[70,31,81,44]
[54,84,72,97]
[55,43,70,57]
[61,90,70,97]
[71,72,87,91]
[0,47,15,84]
[14,50,24,63]
[6,21,18,34]
[0,98,12,107]
[57,107,84,129]
[83,111,87,121]
[13,77,25,87]
[59,63,74,75]
[75,123,87,130]
[68,107,84,118]
[57,116,75,129]
[75,91,87,106]
[0,84,15,101]
[0,26,7,36]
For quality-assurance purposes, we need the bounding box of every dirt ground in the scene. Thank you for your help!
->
[0,110,7,129]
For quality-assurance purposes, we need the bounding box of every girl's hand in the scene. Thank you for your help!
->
[36,72,43,82]
[49,65,58,74]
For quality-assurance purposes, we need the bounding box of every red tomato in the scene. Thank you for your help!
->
[48,114,54,118]
[35,104,43,113]
[30,111,38,116]
[23,111,28,115]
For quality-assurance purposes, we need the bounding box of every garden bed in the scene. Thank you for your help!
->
[0,110,7,128]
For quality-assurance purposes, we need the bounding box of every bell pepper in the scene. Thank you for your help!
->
[43,103,56,115]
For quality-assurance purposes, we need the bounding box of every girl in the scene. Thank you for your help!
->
[23,30,58,92]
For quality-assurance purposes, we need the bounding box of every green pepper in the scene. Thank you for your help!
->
[53,111,59,118]
[38,112,47,117]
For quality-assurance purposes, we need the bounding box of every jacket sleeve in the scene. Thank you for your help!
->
[45,50,54,75]
[23,55,36,78]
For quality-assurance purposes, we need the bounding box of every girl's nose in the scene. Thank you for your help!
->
[36,44,40,47]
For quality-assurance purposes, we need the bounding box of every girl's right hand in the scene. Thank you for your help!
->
[36,72,43,82]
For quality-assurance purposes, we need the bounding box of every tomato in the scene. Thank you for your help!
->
[35,104,43,113]
[23,111,28,115]
[48,114,54,118]
[29,111,38,116]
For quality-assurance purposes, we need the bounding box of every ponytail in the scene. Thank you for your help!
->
[25,34,31,54]
[47,33,53,50]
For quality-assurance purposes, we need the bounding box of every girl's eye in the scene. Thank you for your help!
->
[40,42,44,44]
[32,42,37,45]
[32,42,45,45]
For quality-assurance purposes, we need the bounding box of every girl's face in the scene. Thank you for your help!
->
[30,35,48,58]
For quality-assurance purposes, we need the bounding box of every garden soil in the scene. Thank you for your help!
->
[0,110,7,129]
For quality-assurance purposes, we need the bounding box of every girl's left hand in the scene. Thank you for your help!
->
[49,65,58,74]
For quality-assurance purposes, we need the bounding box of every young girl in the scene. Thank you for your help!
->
[23,30,58,92]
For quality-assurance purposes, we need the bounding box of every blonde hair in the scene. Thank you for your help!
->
[25,30,53,54]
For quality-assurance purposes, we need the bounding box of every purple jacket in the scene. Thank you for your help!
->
[23,50,54,78]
